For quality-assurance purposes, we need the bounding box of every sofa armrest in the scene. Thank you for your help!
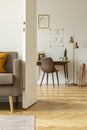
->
[13,59,21,77]
[13,59,22,96]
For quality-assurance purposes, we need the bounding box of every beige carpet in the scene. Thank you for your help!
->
[0,115,35,130]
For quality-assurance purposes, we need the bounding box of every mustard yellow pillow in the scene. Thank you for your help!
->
[0,52,8,73]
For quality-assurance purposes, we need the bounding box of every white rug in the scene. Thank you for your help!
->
[0,115,35,130]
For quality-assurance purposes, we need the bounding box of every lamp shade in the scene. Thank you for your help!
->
[73,42,79,49]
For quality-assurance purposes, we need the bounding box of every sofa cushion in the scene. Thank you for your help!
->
[0,73,14,85]
[0,52,8,73]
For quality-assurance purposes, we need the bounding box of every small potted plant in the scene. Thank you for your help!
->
[63,48,67,61]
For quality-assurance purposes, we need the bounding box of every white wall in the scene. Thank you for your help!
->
[37,0,87,84]
[0,0,25,58]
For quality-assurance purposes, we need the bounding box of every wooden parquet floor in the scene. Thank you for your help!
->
[0,85,87,130]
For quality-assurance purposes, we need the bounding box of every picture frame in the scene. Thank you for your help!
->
[38,14,50,29]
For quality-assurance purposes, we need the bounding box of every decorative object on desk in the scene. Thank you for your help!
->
[37,51,45,61]
[63,48,67,61]
[71,42,79,85]
[49,28,64,47]
[59,57,63,61]
[38,14,50,29]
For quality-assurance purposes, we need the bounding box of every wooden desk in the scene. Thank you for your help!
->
[37,60,70,84]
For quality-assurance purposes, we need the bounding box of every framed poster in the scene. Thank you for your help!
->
[38,14,50,29]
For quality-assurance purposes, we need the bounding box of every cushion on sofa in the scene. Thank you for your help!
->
[0,73,14,85]
[0,52,8,73]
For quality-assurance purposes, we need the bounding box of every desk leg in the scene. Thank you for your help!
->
[66,64,68,79]
[64,64,66,84]
[65,63,69,84]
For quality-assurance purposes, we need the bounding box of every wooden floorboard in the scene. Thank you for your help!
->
[0,85,87,130]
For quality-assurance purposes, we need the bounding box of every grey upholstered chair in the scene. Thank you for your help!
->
[0,52,22,112]
[40,57,59,87]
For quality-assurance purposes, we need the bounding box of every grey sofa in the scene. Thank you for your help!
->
[0,52,22,112]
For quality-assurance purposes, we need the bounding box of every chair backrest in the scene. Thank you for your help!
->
[41,57,55,73]
[5,52,18,73]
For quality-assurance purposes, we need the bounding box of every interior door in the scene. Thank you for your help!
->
[22,0,37,109]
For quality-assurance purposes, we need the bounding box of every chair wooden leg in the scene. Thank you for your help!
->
[9,96,14,113]
[52,73,55,87]
[47,73,48,85]
[56,71,59,86]
[40,72,45,87]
